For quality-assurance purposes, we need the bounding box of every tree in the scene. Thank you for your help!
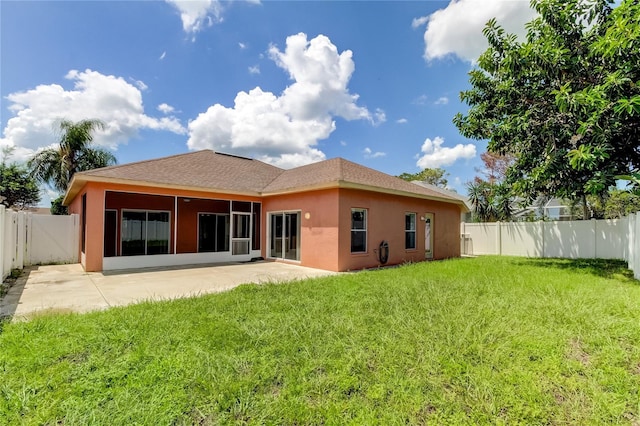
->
[476,152,515,184]
[604,189,640,219]
[454,0,640,219]
[467,179,513,222]
[50,195,68,215]
[29,119,117,192]
[398,168,449,187]
[0,161,41,209]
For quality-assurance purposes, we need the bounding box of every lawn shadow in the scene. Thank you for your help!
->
[0,267,34,329]
[511,257,638,284]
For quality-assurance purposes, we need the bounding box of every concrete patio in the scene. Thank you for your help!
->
[0,261,336,320]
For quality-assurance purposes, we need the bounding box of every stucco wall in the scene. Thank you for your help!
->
[68,182,262,272]
[337,189,461,271]
[68,181,462,273]
[263,189,340,271]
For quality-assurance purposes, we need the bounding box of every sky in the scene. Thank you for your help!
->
[0,0,538,205]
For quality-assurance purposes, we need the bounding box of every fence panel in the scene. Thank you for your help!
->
[462,215,639,279]
[28,214,79,265]
[501,222,543,257]
[595,219,625,259]
[1,209,80,279]
[461,223,499,255]
[543,220,596,259]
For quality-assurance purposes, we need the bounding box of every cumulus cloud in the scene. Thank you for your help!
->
[420,0,536,62]
[187,33,376,168]
[416,136,476,168]
[363,147,386,159]
[396,118,408,124]
[248,65,260,75]
[165,0,223,35]
[157,103,176,114]
[412,15,429,29]
[0,69,185,161]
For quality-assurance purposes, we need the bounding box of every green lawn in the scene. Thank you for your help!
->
[1,256,639,425]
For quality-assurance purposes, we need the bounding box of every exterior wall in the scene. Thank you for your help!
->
[105,191,175,257]
[68,182,462,273]
[68,183,105,271]
[337,188,462,271]
[68,182,262,272]
[263,189,340,271]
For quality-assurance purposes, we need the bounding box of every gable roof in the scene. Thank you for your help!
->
[64,150,467,210]
[64,150,283,201]
[411,181,471,211]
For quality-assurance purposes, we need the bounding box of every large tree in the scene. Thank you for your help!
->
[0,152,41,209]
[29,119,117,193]
[454,0,640,218]
[397,168,449,187]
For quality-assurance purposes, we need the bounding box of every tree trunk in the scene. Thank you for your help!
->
[582,193,589,220]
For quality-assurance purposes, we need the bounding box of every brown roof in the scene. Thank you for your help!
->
[265,158,461,203]
[66,151,283,200]
[64,150,466,209]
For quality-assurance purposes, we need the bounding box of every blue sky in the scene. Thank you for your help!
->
[1,0,538,204]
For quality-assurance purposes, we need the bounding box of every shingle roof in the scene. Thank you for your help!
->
[73,150,283,194]
[265,158,458,202]
[65,150,465,208]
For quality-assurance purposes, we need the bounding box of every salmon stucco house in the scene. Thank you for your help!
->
[63,150,468,272]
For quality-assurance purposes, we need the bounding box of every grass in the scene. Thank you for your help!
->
[1,256,639,425]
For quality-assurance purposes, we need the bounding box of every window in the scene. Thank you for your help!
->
[405,213,416,250]
[198,213,230,252]
[81,194,87,253]
[232,213,251,255]
[121,210,170,256]
[351,208,367,253]
[252,203,261,250]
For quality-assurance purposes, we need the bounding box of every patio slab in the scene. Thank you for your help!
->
[1,261,336,320]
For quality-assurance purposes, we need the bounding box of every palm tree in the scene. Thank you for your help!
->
[467,180,514,222]
[29,119,116,192]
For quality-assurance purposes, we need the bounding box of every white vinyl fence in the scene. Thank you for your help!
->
[461,212,640,279]
[1,205,80,280]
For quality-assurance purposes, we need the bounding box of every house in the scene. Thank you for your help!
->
[410,181,472,222]
[63,150,468,272]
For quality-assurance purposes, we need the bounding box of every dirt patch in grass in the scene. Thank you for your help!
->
[567,338,591,367]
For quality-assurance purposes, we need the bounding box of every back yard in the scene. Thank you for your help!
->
[1,256,639,424]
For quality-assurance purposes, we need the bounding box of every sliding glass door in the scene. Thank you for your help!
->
[269,212,300,261]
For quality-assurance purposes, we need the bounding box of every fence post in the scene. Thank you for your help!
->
[0,205,5,280]
[496,221,502,255]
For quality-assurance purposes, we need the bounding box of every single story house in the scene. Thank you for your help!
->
[63,150,468,272]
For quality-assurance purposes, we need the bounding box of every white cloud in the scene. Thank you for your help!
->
[421,0,536,62]
[248,65,260,75]
[363,147,386,159]
[374,108,386,125]
[130,78,148,91]
[159,51,167,60]
[412,15,429,29]
[187,33,376,168]
[416,136,476,168]
[157,103,176,114]
[239,42,247,49]
[0,69,185,161]
[434,96,449,105]
[396,118,408,124]
[413,94,428,105]
[340,140,347,146]
[165,0,223,35]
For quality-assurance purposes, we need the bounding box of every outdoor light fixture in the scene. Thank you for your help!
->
[305,212,311,220]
